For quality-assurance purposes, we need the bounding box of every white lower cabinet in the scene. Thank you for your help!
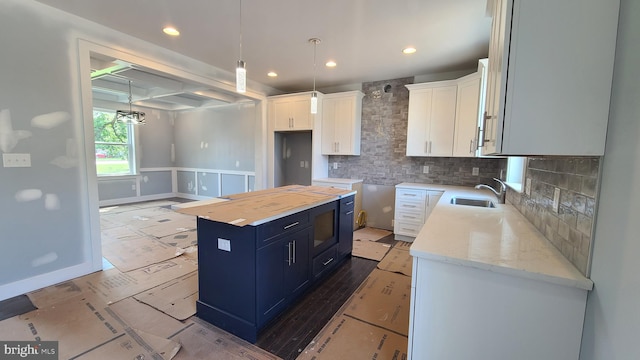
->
[408,257,589,360]
[394,185,443,242]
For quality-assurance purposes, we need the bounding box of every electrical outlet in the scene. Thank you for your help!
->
[333,162,338,169]
[300,161,305,168]
[552,188,560,213]
[217,238,231,252]
[472,167,479,176]
[525,178,532,196]
[131,184,136,190]
[3,153,31,167]
[423,165,429,174]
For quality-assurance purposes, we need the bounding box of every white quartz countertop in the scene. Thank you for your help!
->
[401,183,593,291]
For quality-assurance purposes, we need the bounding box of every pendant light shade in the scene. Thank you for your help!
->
[310,91,318,114]
[309,38,321,114]
[116,80,145,125]
[236,0,246,93]
[236,60,246,93]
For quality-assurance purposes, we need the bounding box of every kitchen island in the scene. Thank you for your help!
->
[177,185,356,342]
[403,184,593,360]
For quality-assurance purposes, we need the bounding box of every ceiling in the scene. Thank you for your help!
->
[35,0,492,111]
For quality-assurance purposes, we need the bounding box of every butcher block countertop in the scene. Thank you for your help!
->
[398,183,593,291]
[175,185,355,226]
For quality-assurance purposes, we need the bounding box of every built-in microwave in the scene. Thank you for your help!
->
[310,201,338,256]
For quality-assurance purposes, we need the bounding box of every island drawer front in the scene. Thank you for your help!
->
[257,211,310,247]
[313,245,338,278]
[394,220,422,237]
[340,195,355,212]
[396,188,426,201]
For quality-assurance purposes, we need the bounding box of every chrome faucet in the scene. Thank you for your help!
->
[475,178,507,204]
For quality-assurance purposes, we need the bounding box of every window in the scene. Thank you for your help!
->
[505,157,526,193]
[93,109,137,176]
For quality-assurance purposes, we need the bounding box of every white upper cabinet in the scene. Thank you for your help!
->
[406,81,457,157]
[453,72,482,157]
[270,93,314,131]
[481,0,619,156]
[321,91,364,156]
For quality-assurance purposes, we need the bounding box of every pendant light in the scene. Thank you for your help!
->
[115,80,145,125]
[309,38,320,114]
[236,0,246,93]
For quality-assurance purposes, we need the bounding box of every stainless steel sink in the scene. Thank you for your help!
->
[450,197,496,208]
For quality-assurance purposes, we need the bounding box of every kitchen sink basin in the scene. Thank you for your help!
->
[450,197,496,208]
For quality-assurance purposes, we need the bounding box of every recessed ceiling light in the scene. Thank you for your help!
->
[325,61,337,68]
[163,26,180,36]
[267,71,278,77]
[402,47,417,55]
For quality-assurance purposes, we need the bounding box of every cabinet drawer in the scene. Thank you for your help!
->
[395,208,425,223]
[257,211,310,247]
[394,220,423,237]
[313,245,338,278]
[396,188,426,201]
[396,199,426,213]
[340,196,355,212]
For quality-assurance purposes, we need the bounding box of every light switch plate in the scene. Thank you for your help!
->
[552,188,560,213]
[472,167,479,176]
[333,162,338,169]
[218,238,231,252]
[423,165,429,174]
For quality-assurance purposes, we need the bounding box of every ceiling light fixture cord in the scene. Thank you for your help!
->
[309,38,320,114]
[236,0,246,93]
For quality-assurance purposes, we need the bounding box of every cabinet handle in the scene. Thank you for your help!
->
[283,221,299,230]
[346,201,354,206]
[479,113,488,147]
[286,242,292,266]
[346,211,354,215]
[469,139,474,153]
[476,126,483,149]
[428,141,432,154]
[403,204,417,208]
[292,240,296,264]
[337,142,340,152]
[425,141,428,154]
[322,257,334,266]
[403,193,416,197]
[482,112,492,143]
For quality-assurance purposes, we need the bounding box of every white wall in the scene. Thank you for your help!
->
[580,1,640,358]
[0,0,268,300]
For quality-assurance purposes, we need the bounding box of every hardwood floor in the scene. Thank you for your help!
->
[256,255,379,359]
[257,233,395,360]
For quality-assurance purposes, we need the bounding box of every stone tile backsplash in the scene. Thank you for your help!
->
[506,157,600,275]
[328,77,506,186]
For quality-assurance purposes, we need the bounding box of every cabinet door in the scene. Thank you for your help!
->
[481,0,508,155]
[334,97,356,154]
[256,227,311,326]
[321,98,337,154]
[284,228,311,296]
[453,74,481,157]
[273,101,293,130]
[406,89,432,156]
[428,86,457,156]
[290,97,313,130]
[256,237,288,325]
